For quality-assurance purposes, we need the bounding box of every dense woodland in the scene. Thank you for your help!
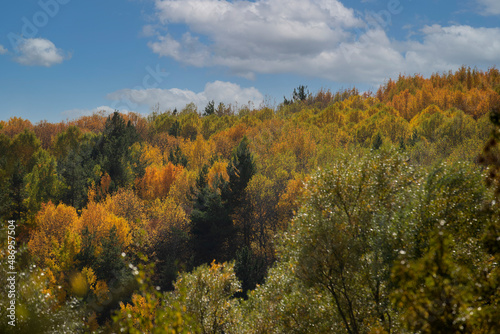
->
[1,66,500,333]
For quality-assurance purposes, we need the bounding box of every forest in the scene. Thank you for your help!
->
[0,66,500,333]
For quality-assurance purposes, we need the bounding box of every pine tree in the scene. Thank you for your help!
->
[95,225,126,282]
[94,112,139,191]
[190,174,234,266]
[226,136,255,210]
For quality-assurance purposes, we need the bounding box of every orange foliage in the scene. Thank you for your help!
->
[276,175,308,229]
[168,169,196,215]
[33,120,68,149]
[212,123,247,159]
[135,162,184,200]
[0,117,33,138]
[378,67,500,120]
[69,112,107,133]
[273,125,317,172]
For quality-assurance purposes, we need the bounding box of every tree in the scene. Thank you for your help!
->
[24,149,64,215]
[28,202,80,270]
[204,100,215,116]
[391,227,473,334]
[57,133,100,210]
[146,197,190,290]
[95,225,127,282]
[226,136,255,210]
[51,125,82,160]
[293,85,309,102]
[135,163,184,200]
[190,176,234,266]
[94,112,139,191]
[371,132,383,150]
[172,261,241,334]
[281,150,416,334]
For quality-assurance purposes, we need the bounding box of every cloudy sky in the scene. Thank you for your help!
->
[0,0,499,123]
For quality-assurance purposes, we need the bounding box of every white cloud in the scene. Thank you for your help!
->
[14,38,70,67]
[61,106,119,120]
[0,45,7,55]
[106,81,264,111]
[403,25,500,74]
[147,0,500,84]
[477,0,500,15]
[150,0,362,77]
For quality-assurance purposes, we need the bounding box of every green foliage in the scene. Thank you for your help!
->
[0,245,86,333]
[172,261,241,334]
[391,227,473,333]
[280,150,415,333]
[227,136,256,210]
[190,176,234,266]
[95,111,139,191]
[24,149,64,215]
[204,100,215,116]
[95,225,127,282]
[57,133,100,210]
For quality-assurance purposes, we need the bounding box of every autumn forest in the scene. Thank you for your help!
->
[1,66,500,333]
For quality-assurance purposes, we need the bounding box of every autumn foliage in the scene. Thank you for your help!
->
[1,67,499,333]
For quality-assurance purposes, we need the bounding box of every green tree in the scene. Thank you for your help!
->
[58,133,100,209]
[24,149,64,215]
[95,225,127,282]
[94,112,139,191]
[293,85,309,102]
[226,136,255,210]
[391,226,473,333]
[190,176,234,266]
[204,100,215,117]
[281,150,416,334]
[171,261,241,334]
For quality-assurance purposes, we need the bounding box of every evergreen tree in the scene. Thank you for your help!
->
[190,176,234,266]
[234,246,266,298]
[372,132,383,150]
[293,85,309,102]
[226,136,255,210]
[168,120,180,137]
[94,112,139,191]
[169,145,188,167]
[203,100,215,116]
[76,226,97,269]
[95,225,127,282]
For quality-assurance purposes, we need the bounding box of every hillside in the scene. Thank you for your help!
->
[1,67,499,333]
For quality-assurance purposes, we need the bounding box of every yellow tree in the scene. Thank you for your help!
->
[28,202,80,270]
[135,162,184,200]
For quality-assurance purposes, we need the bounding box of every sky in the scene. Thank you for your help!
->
[0,0,499,123]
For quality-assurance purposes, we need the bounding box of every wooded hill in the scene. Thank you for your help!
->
[1,66,499,333]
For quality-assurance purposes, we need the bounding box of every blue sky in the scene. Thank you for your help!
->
[0,0,499,123]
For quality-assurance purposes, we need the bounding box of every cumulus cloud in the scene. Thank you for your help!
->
[146,0,500,84]
[0,45,7,55]
[106,81,264,111]
[14,38,70,67]
[477,0,500,15]
[403,25,500,73]
[149,0,363,77]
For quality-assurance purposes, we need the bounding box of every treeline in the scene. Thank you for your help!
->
[0,66,499,333]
